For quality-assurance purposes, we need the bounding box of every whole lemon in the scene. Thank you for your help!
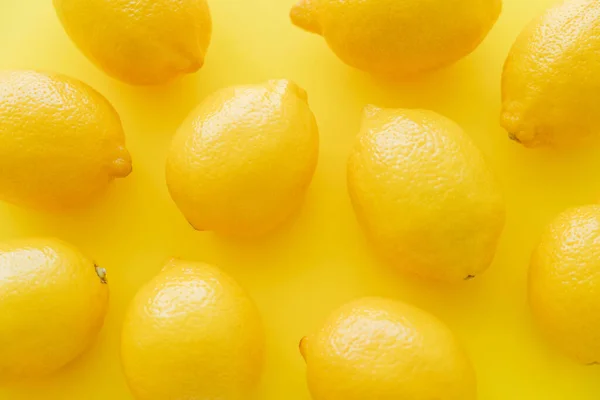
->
[0,70,131,211]
[290,0,501,77]
[529,205,600,364]
[301,297,476,400]
[348,106,505,281]
[121,259,264,400]
[0,238,108,382]
[166,79,319,237]
[53,0,212,85]
[501,0,600,148]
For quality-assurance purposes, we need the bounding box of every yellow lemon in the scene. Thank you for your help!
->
[501,0,600,148]
[0,70,131,211]
[0,238,108,382]
[290,0,501,77]
[166,79,319,237]
[121,259,264,400]
[53,0,212,85]
[300,297,476,400]
[529,205,600,364]
[348,107,505,281]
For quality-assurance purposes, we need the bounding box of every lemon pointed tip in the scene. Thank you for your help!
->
[267,79,309,102]
[363,104,382,118]
[111,151,133,178]
[290,0,322,35]
[161,258,181,272]
[299,336,309,361]
[183,58,204,74]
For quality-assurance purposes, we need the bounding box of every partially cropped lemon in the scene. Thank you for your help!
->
[348,107,505,281]
[290,0,501,77]
[529,205,600,364]
[121,259,264,400]
[166,79,319,237]
[301,297,476,400]
[0,70,131,211]
[0,238,108,382]
[53,0,212,85]
[501,0,600,148]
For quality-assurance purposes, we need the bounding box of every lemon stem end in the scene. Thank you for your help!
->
[95,264,108,284]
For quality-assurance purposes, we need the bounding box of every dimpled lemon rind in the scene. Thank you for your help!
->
[121,259,265,400]
[290,0,501,77]
[301,297,476,400]
[0,238,109,382]
[166,79,319,237]
[347,106,505,282]
[0,70,131,211]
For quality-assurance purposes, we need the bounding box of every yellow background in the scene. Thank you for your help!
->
[1,0,600,398]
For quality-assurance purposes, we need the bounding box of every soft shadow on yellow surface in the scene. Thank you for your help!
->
[2,0,600,399]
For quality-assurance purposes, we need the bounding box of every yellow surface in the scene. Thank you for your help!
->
[1,0,600,399]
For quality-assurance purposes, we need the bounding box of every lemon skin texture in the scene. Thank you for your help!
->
[529,205,600,364]
[501,0,600,148]
[0,70,132,212]
[301,297,476,400]
[53,0,212,85]
[166,79,319,237]
[121,259,265,400]
[0,238,109,382]
[290,0,502,78]
[347,106,505,282]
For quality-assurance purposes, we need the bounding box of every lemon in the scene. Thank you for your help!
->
[501,0,600,148]
[290,0,501,77]
[347,106,505,281]
[53,0,212,85]
[121,259,264,400]
[166,79,319,237]
[0,70,131,211]
[529,205,600,364]
[0,238,108,382]
[301,297,476,400]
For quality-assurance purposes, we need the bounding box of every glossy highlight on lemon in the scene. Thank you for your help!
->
[0,238,109,382]
[301,297,476,400]
[501,0,600,148]
[0,70,131,211]
[121,259,265,400]
[529,205,600,364]
[166,79,319,237]
[53,0,212,85]
[290,0,501,77]
[347,106,505,282]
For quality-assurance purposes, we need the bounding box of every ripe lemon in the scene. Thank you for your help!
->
[501,0,600,148]
[529,205,600,364]
[53,0,212,85]
[121,259,264,400]
[0,238,108,382]
[166,79,319,237]
[290,0,501,77]
[347,106,505,281]
[0,70,131,211]
[301,297,476,400]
